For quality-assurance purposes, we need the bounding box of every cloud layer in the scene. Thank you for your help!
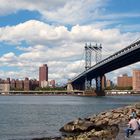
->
[0,0,140,84]
[0,20,140,82]
[0,0,106,24]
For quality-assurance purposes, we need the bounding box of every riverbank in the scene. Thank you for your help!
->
[1,93,140,96]
[59,102,140,140]
[35,102,140,140]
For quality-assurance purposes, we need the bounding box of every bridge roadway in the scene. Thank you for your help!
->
[71,39,140,89]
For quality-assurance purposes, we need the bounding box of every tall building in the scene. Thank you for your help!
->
[24,77,31,91]
[10,79,16,89]
[30,79,39,90]
[133,70,140,92]
[39,64,48,86]
[4,78,10,84]
[117,74,132,88]
[106,79,113,88]
[16,79,24,90]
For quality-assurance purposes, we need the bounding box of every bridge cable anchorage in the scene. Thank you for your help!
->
[85,43,102,90]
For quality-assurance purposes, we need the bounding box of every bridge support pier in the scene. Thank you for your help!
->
[84,75,105,96]
[95,76,105,96]
[67,80,73,91]
[85,76,92,90]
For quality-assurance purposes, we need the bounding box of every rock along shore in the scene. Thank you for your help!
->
[59,102,140,140]
[33,102,140,140]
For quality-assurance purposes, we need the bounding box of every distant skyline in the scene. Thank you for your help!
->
[0,0,140,83]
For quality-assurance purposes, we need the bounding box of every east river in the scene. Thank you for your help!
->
[0,95,140,140]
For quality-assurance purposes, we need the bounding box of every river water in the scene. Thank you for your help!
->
[0,95,140,140]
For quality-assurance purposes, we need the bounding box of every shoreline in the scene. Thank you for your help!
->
[29,102,140,140]
[0,93,140,96]
[59,102,140,140]
[1,94,139,140]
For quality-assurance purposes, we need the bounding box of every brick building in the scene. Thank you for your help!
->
[39,64,48,87]
[0,84,10,93]
[0,78,39,92]
[30,79,39,90]
[16,79,24,90]
[117,74,132,88]
[133,70,140,92]
[49,80,55,88]
[10,79,16,89]
[24,77,31,91]
[4,78,10,84]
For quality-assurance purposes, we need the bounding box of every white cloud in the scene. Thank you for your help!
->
[0,0,140,26]
[0,52,17,64]
[1,20,139,46]
[0,20,70,45]
[99,13,140,20]
[0,20,140,83]
[0,0,68,16]
[0,0,140,85]
[0,0,107,25]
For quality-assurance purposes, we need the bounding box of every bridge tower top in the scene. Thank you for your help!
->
[85,43,102,71]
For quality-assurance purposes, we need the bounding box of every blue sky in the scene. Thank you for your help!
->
[0,0,140,83]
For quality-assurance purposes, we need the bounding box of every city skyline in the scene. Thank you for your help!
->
[0,0,140,83]
[1,68,140,91]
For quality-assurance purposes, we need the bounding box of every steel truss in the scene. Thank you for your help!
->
[85,43,102,90]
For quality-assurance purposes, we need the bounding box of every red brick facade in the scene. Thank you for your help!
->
[133,70,140,91]
[39,64,48,86]
[117,74,132,88]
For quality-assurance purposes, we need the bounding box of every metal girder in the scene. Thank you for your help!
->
[85,43,92,70]
[85,43,102,90]
[94,44,102,63]
[85,43,102,69]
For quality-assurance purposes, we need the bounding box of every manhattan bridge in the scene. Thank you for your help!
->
[67,39,140,96]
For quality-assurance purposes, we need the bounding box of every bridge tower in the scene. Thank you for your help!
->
[85,43,102,90]
[85,43,92,90]
[94,43,102,63]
